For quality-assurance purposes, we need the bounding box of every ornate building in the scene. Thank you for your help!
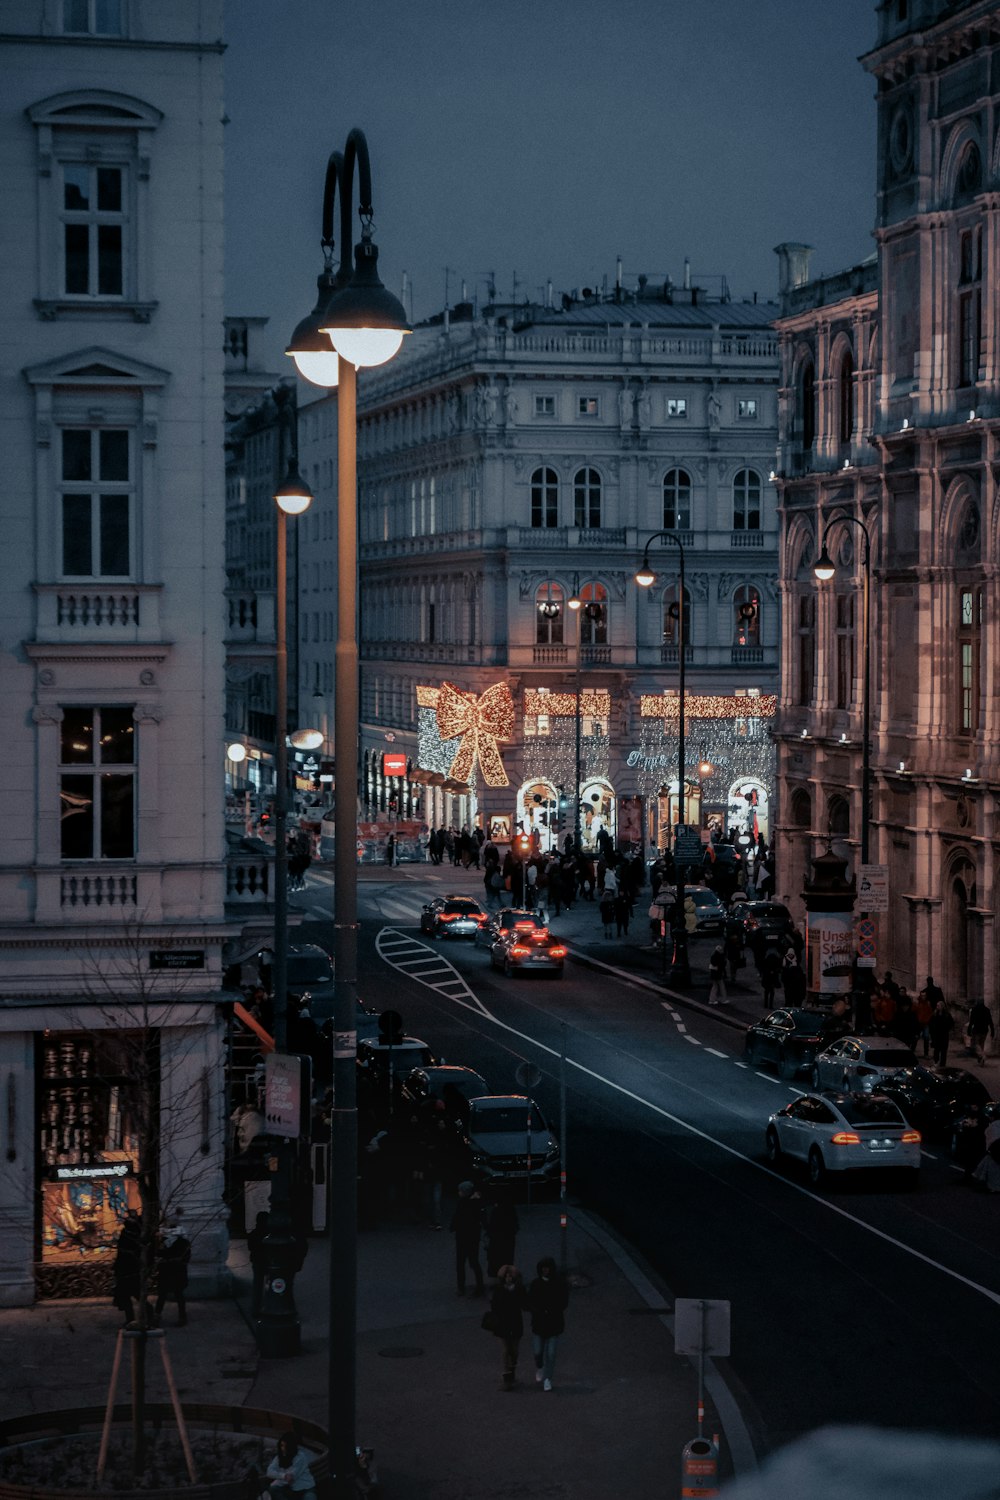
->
[299,278,782,857]
[774,0,1000,1019]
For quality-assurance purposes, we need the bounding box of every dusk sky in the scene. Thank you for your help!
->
[224,1,880,370]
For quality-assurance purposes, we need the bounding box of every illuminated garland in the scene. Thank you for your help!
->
[640,693,777,719]
[635,714,776,806]
[524,689,612,718]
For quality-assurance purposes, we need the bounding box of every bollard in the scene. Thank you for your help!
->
[681,1435,718,1498]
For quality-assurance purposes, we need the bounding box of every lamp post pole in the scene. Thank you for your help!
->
[635,531,689,984]
[569,594,582,852]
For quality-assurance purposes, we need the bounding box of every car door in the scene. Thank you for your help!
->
[815,1039,843,1088]
[778,1096,818,1160]
[763,1011,792,1064]
[839,1040,863,1087]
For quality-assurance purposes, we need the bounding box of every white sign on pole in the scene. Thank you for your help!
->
[858,864,889,912]
[673,1298,731,1357]
[265,1052,302,1138]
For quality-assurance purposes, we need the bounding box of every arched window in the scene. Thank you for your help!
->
[828,795,851,839]
[578,581,608,645]
[530,466,558,528]
[957,225,982,388]
[662,584,691,647]
[732,468,761,530]
[790,788,812,828]
[535,581,564,645]
[798,360,816,451]
[733,584,761,646]
[573,467,602,528]
[663,468,691,529]
[838,348,854,446]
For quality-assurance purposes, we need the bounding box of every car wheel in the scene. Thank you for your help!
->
[765,1127,782,1166]
[807,1148,826,1188]
[778,1048,797,1081]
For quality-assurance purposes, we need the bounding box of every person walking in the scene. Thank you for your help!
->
[929,999,954,1068]
[915,987,934,1059]
[154,1220,191,1326]
[488,1264,529,1389]
[782,953,807,1007]
[760,946,782,1009]
[111,1211,142,1324]
[724,918,744,985]
[528,1256,568,1392]
[450,1181,485,1296]
[967,999,995,1066]
[485,1194,519,1279]
[599,891,615,939]
[708,944,727,1006]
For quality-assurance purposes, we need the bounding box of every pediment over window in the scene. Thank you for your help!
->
[27,91,163,131]
[24,347,170,390]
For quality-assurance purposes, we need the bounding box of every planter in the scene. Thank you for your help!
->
[0,1404,329,1499]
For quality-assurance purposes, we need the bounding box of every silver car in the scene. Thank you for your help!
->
[766,1091,921,1187]
[810,1035,917,1093]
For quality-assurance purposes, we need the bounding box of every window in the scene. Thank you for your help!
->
[60,706,135,860]
[535,583,564,645]
[957,227,982,388]
[957,585,983,732]
[662,585,691,648]
[530,467,558,528]
[799,360,816,451]
[666,398,687,418]
[737,398,758,420]
[734,586,761,645]
[61,162,125,297]
[797,594,816,705]
[62,0,123,33]
[60,427,131,577]
[663,468,691,530]
[573,468,602,528]
[732,469,761,531]
[577,396,599,417]
[838,349,855,446]
[578,582,608,645]
[835,593,855,709]
[533,395,555,417]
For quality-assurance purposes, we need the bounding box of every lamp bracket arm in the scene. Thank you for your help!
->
[343,127,374,232]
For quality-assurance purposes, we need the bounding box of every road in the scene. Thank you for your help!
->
[292,869,1000,1457]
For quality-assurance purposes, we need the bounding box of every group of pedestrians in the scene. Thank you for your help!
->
[111,1209,191,1327]
[426,825,485,867]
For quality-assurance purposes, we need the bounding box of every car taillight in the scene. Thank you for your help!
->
[511,945,531,957]
[901,1129,921,1144]
[830,1131,861,1146]
[475,913,487,924]
[438,912,455,921]
[549,946,566,958]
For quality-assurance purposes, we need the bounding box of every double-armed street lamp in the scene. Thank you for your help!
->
[285,128,409,1499]
[635,530,691,984]
[539,587,601,854]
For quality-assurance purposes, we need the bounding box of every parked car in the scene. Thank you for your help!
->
[765,1090,921,1187]
[476,907,547,950]
[655,885,727,934]
[400,1065,490,1115]
[490,926,566,976]
[810,1036,918,1093]
[420,894,489,939]
[744,1008,831,1079]
[454,1094,561,1185]
[875,1064,994,1140]
[253,941,378,1037]
[356,1035,437,1083]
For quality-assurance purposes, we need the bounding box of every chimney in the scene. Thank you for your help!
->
[774,243,814,295]
[683,257,691,291]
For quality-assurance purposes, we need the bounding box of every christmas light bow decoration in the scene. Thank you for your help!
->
[435,680,514,787]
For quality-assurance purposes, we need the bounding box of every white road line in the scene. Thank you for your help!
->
[683,1034,702,1046]
[706,1048,729,1059]
[754,1071,784,1084]
[676,1024,687,1034]
[734,1061,749,1069]
[375,926,1000,1311]
[922,1150,938,1161]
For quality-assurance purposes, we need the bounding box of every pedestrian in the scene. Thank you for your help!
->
[154,1219,191,1326]
[488,1264,529,1389]
[112,1210,142,1324]
[265,1431,317,1499]
[966,999,995,1066]
[450,1181,485,1296]
[781,954,807,1008]
[708,944,727,1006]
[603,864,618,898]
[599,891,615,938]
[893,991,920,1051]
[614,891,631,937]
[915,987,934,1059]
[247,1209,270,1317]
[485,1194,519,1278]
[929,999,954,1068]
[724,919,744,984]
[528,1256,568,1392]
[760,946,782,1008]
[385,833,395,866]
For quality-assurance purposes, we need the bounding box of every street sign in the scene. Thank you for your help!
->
[674,828,704,865]
[855,915,877,969]
[674,1298,731,1357]
[515,1062,542,1093]
[264,1053,307,1139]
[858,864,889,912]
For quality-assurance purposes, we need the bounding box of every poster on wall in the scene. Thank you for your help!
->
[617,796,644,854]
[806,910,855,995]
[41,1164,141,1264]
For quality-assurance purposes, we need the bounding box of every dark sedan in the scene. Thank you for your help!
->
[475,907,546,950]
[490,926,566,976]
[744,1008,831,1079]
[420,894,489,938]
[876,1064,994,1140]
[737,901,795,945]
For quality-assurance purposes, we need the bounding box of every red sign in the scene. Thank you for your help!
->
[383,753,407,777]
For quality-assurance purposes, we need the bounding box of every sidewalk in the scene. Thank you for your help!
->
[0,1202,741,1499]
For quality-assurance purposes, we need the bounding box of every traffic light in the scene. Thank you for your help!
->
[514,833,531,858]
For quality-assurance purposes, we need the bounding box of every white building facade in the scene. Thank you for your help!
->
[0,0,231,1302]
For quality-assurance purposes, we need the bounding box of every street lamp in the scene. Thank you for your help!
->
[258,431,313,1358]
[813,516,873,867]
[288,127,409,1499]
[635,530,690,984]
[565,586,601,855]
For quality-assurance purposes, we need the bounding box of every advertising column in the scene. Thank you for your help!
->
[802,847,857,1004]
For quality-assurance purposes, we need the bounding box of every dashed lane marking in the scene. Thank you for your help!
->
[683,1034,702,1046]
[706,1048,729,1059]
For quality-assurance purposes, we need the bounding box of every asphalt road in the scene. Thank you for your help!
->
[293,873,1000,1458]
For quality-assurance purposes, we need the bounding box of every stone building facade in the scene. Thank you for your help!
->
[774,0,1000,1024]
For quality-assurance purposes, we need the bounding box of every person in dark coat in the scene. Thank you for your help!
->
[613,892,631,938]
[154,1221,191,1326]
[781,955,807,1008]
[967,999,995,1065]
[527,1256,568,1391]
[929,1000,954,1067]
[599,892,615,938]
[485,1195,519,1278]
[760,946,783,1008]
[449,1181,485,1296]
[489,1264,529,1389]
[112,1211,142,1323]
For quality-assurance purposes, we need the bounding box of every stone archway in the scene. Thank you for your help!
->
[947,857,977,1000]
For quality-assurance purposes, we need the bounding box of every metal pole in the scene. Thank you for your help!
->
[698,1300,706,1438]
[574,607,582,855]
[330,355,360,1500]
[861,538,871,867]
[671,541,690,984]
[559,1020,567,1273]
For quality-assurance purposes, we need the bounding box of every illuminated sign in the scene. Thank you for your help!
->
[383,753,407,777]
[55,1161,131,1180]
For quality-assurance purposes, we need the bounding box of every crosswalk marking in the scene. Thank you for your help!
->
[375,928,490,1016]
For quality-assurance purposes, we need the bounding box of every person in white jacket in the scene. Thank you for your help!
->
[266,1431,316,1499]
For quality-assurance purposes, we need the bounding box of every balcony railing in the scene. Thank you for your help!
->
[730,530,765,548]
[226,590,275,646]
[731,645,765,665]
[61,871,137,909]
[660,644,694,665]
[226,858,270,904]
[533,644,569,666]
[34,583,163,643]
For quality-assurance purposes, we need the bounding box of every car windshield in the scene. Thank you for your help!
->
[471,1104,545,1132]
[287,954,332,984]
[835,1095,906,1126]
[445,900,478,914]
[750,905,789,921]
[690,891,719,907]
[787,1010,824,1034]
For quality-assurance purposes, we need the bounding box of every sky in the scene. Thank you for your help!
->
[223,0,881,371]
